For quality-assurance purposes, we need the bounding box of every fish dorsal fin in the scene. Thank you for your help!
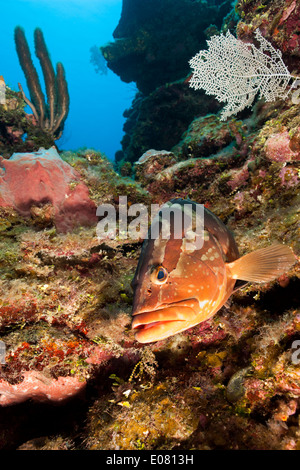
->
[227,244,296,283]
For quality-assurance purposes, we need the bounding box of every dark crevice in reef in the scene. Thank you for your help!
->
[256,277,300,316]
[0,395,88,450]
[0,354,139,450]
[232,277,300,316]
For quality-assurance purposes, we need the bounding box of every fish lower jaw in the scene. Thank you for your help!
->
[133,321,162,331]
[132,318,190,344]
[132,316,184,334]
[131,302,199,343]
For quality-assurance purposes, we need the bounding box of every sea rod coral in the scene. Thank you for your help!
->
[14,26,69,140]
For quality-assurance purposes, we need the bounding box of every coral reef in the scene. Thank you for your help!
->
[117,82,221,165]
[101,0,233,164]
[236,0,300,61]
[14,27,69,140]
[102,0,232,94]
[189,29,299,120]
[0,27,69,159]
[0,85,56,158]
[0,116,299,449]
[60,147,150,208]
[0,0,299,452]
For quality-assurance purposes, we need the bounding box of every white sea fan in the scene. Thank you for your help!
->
[189,29,300,120]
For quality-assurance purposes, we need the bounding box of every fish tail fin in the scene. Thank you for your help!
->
[227,244,296,283]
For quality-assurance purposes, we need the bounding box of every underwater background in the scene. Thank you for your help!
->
[0,0,299,451]
[0,0,132,160]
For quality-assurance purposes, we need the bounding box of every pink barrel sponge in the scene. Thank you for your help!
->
[0,371,85,406]
[0,147,97,232]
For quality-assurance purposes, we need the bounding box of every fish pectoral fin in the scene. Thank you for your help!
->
[227,244,296,283]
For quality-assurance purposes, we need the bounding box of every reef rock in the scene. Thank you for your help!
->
[102,0,233,94]
[236,0,300,62]
[118,82,221,164]
[0,86,55,158]
[134,149,177,185]
[103,0,233,164]
[264,129,300,163]
[0,147,97,232]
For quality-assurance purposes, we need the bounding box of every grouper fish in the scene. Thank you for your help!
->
[131,198,296,343]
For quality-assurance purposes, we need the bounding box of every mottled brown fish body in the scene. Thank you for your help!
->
[131,198,295,343]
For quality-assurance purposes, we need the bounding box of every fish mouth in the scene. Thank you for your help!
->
[132,299,198,343]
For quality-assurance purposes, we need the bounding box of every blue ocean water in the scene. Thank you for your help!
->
[0,0,134,161]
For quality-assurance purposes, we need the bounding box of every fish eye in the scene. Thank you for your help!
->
[150,265,168,284]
